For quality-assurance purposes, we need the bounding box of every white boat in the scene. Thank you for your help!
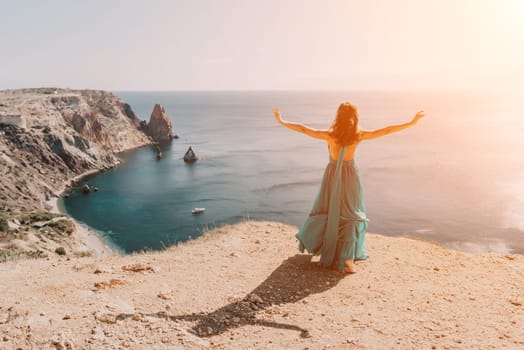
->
[192,207,205,215]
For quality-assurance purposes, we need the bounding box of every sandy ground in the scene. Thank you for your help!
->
[0,221,523,350]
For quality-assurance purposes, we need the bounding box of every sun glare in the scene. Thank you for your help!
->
[510,0,524,11]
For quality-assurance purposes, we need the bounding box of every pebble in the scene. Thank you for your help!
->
[157,293,171,300]
[94,312,117,324]
[248,293,263,304]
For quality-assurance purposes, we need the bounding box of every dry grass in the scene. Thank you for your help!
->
[0,248,47,263]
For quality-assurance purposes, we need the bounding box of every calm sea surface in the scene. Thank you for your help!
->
[62,91,524,254]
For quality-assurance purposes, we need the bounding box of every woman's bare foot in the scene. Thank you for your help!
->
[344,260,356,274]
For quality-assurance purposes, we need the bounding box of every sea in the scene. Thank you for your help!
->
[61,91,524,254]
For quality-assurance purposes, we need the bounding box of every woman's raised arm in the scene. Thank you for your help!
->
[359,111,426,141]
[273,107,329,140]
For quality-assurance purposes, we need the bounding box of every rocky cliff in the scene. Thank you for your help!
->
[0,88,152,259]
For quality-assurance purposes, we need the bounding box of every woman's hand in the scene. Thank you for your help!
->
[412,110,426,124]
[273,107,283,125]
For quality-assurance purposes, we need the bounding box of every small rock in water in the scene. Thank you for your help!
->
[82,184,91,194]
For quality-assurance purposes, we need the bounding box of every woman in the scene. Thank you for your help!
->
[274,102,425,273]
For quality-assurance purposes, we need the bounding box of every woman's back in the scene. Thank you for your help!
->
[327,136,359,161]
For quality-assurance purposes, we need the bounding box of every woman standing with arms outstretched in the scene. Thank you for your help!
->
[274,103,425,273]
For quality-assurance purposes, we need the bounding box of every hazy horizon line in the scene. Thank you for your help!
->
[0,86,511,95]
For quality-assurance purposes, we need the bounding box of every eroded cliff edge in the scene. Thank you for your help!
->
[0,88,153,259]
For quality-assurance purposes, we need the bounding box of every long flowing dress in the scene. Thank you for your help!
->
[296,145,368,270]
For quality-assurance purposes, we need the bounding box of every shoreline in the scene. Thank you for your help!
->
[44,146,150,257]
[44,142,156,257]
[43,142,158,257]
[45,167,120,258]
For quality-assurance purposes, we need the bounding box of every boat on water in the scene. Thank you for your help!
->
[183,146,198,163]
[192,208,205,215]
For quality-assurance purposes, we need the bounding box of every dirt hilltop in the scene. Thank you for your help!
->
[0,221,523,349]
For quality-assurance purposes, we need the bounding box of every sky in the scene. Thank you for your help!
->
[1,0,523,91]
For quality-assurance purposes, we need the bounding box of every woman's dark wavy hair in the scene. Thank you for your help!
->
[329,102,359,145]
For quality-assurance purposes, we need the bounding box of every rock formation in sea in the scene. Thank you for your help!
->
[0,88,153,259]
[146,104,174,142]
[183,146,198,163]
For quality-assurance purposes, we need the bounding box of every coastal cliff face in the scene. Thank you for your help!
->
[0,88,152,259]
[0,88,152,211]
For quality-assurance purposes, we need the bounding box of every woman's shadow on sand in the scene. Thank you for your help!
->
[116,254,347,338]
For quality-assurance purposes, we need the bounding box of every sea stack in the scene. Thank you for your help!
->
[183,146,198,163]
[147,104,174,142]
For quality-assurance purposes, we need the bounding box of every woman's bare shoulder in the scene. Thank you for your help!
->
[356,128,371,141]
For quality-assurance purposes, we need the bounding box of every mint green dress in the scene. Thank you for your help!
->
[296,146,368,270]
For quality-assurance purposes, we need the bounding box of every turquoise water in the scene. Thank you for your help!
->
[62,91,524,254]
